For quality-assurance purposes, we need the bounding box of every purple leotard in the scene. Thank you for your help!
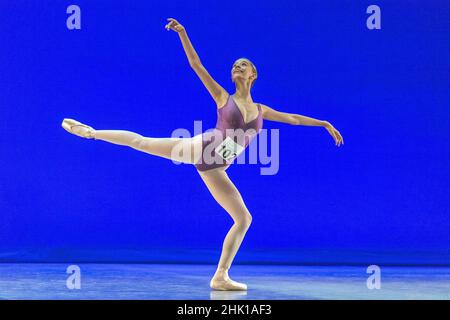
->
[195,94,264,172]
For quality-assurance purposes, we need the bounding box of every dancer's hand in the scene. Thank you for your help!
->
[165,18,185,33]
[323,121,344,146]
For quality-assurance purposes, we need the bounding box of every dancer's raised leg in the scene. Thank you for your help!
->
[198,168,252,291]
[94,129,202,163]
[61,118,202,164]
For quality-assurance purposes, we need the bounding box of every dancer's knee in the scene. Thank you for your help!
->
[235,213,252,229]
[130,136,145,150]
[244,214,253,227]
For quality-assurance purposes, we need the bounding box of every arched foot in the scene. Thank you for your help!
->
[62,118,96,139]
[210,277,248,291]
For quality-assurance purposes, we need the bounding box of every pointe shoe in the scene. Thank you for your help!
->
[62,118,96,139]
[210,278,248,291]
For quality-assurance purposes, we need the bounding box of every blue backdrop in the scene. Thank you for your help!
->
[0,0,449,265]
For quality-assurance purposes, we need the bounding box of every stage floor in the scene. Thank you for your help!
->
[0,264,449,300]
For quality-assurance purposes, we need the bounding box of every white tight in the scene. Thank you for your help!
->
[94,129,203,164]
[197,169,252,275]
[94,129,252,277]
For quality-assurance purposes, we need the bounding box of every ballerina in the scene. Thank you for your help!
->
[61,17,344,291]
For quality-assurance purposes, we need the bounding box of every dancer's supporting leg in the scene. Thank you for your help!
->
[197,168,252,291]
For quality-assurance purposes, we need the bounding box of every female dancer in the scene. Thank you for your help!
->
[61,18,344,291]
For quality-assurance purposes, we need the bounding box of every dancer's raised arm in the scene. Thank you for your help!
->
[260,103,344,146]
[165,18,227,108]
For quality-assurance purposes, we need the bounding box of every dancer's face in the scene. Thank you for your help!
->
[231,58,257,88]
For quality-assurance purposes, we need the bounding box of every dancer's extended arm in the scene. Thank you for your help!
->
[165,18,227,108]
[260,103,344,146]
